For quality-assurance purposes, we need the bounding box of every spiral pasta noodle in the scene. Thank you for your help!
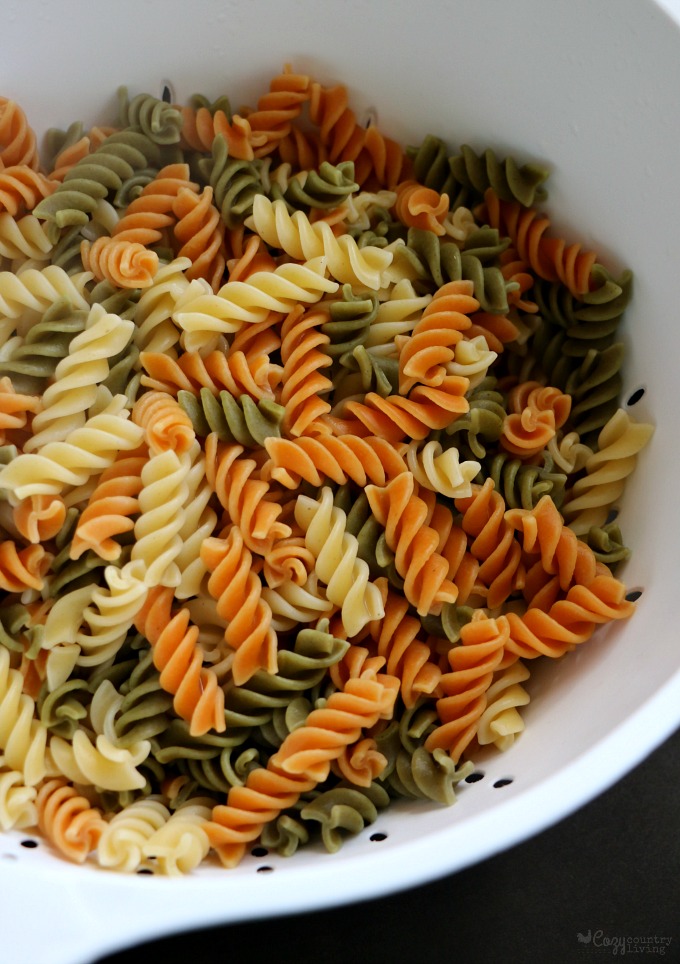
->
[475,660,531,752]
[201,526,278,684]
[562,408,655,534]
[173,256,338,352]
[368,579,441,708]
[80,235,158,289]
[36,778,107,863]
[69,449,146,561]
[33,130,161,232]
[134,586,226,736]
[295,486,385,637]
[425,612,509,762]
[454,478,526,609]
[366,473,476,615]
[0,166,58,218]
[480,188,599,298]
[0,647,48,786]
[278,304,333,436]
[24,304,134,451]
[247,196,393,290]
[0,98,40,170]
[0,213,52,263]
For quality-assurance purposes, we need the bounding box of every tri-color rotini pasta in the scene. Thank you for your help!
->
[0,67,653,872]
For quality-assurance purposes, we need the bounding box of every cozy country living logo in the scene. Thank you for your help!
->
[576,930,673,955]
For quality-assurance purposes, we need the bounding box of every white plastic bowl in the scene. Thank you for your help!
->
[2,1,680,962]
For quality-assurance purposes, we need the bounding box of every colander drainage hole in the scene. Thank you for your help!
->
[464,771,485,784]
[137,868,154,875]
[493,778,514,788]
[256,865,274,874]
[251,846,269,858]
[360,107,378,129]
[626,387,645,406]
[626,588,643,602]
[370,832,388,842]
[160,81,175,104]
[20,839,38,849]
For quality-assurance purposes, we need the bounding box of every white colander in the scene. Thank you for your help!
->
[1,1,679,962]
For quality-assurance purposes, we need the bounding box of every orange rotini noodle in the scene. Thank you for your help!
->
[398,280,477,393]
[504,574,635,661]
[110,162,199,247]
[179,103,264,159]
[277,126,328,172]
[368,578,442,707]
[500,247,538,313]
[13,494,66,544]
[425,495,480,606]
[0,541,51,592]
[269,667,400,782]
[173,185,227,292]
[206,764,318,867]
[0,377,41,442]
[262,433,407,490]
[365,473,461,616]
[507,381,571,428]
[308,81,368,175]
[131,390,196,456]
[0,98,39,170]
[0,166,58,216]
[206,658,399,867]
[335,373,471,444]
[425,612,509,762]
[204,433,291,554]
[332,736,388,787]
[499,406,556,459]
[328,644,385,684]
[70,451,146,561]
[307,80,411,188]
[394,179,450,235]
[226,234,278,282]
[481,187,598,297]
[504,494,604,609]
[500,381,571,458]
[135,585,226,735]
[358,123,411,191]
[262,534,315,588]
[226,309,283,359]
[80,235,159,288]
[454,479,526,609]
[240,64,311,159]
[140,347,277,401]
[465,310,521,354]
[279,304,334,436]
[201,526,277,684]
[36,778,107,864]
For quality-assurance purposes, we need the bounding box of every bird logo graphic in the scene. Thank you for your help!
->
[577,929,593,944]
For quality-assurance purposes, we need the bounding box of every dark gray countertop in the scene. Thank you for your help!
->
[94,725,680,964]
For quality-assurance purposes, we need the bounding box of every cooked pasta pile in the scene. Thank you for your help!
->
[0,69,653,873]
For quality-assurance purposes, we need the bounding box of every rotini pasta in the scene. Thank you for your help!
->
[246,196,393,289]
[0,98,40,170]
[295,486,385,636]
[0,70,649,874]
